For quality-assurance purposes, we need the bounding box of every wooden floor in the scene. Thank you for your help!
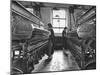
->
[32,50,80,73]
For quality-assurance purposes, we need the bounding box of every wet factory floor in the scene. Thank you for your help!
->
[32,50,80,73]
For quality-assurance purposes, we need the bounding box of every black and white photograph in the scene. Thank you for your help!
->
[11,0,96,75]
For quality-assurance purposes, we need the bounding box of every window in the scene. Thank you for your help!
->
[52,9,66,33]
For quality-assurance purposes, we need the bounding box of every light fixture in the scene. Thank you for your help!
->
[55,15,59,17]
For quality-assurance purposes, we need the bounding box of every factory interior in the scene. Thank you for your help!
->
[11,0,96,74]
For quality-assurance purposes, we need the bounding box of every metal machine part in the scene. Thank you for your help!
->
[11,1,51,74]
[63,6,96,70]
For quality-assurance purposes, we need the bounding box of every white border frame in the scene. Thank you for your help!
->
[0,0,99,75]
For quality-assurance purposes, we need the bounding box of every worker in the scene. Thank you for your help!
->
[62,27,68,50]
[46,23,55,61]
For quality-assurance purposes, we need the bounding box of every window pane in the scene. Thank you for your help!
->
[59,20,65,27]
[59,28,64,33]
[53,28,64,33]
[53,28,60,33]
[53,19,65,27]
[53,9,65,18]
[53,19,59,27]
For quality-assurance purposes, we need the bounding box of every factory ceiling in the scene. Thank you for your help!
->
[18,1,92,10]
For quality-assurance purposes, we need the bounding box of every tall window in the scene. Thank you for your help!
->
[52,9,66,33]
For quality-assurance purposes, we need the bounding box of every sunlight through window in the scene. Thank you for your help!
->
[52,9,66,33]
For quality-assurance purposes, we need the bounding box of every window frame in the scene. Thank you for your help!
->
[52,9,67,33]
